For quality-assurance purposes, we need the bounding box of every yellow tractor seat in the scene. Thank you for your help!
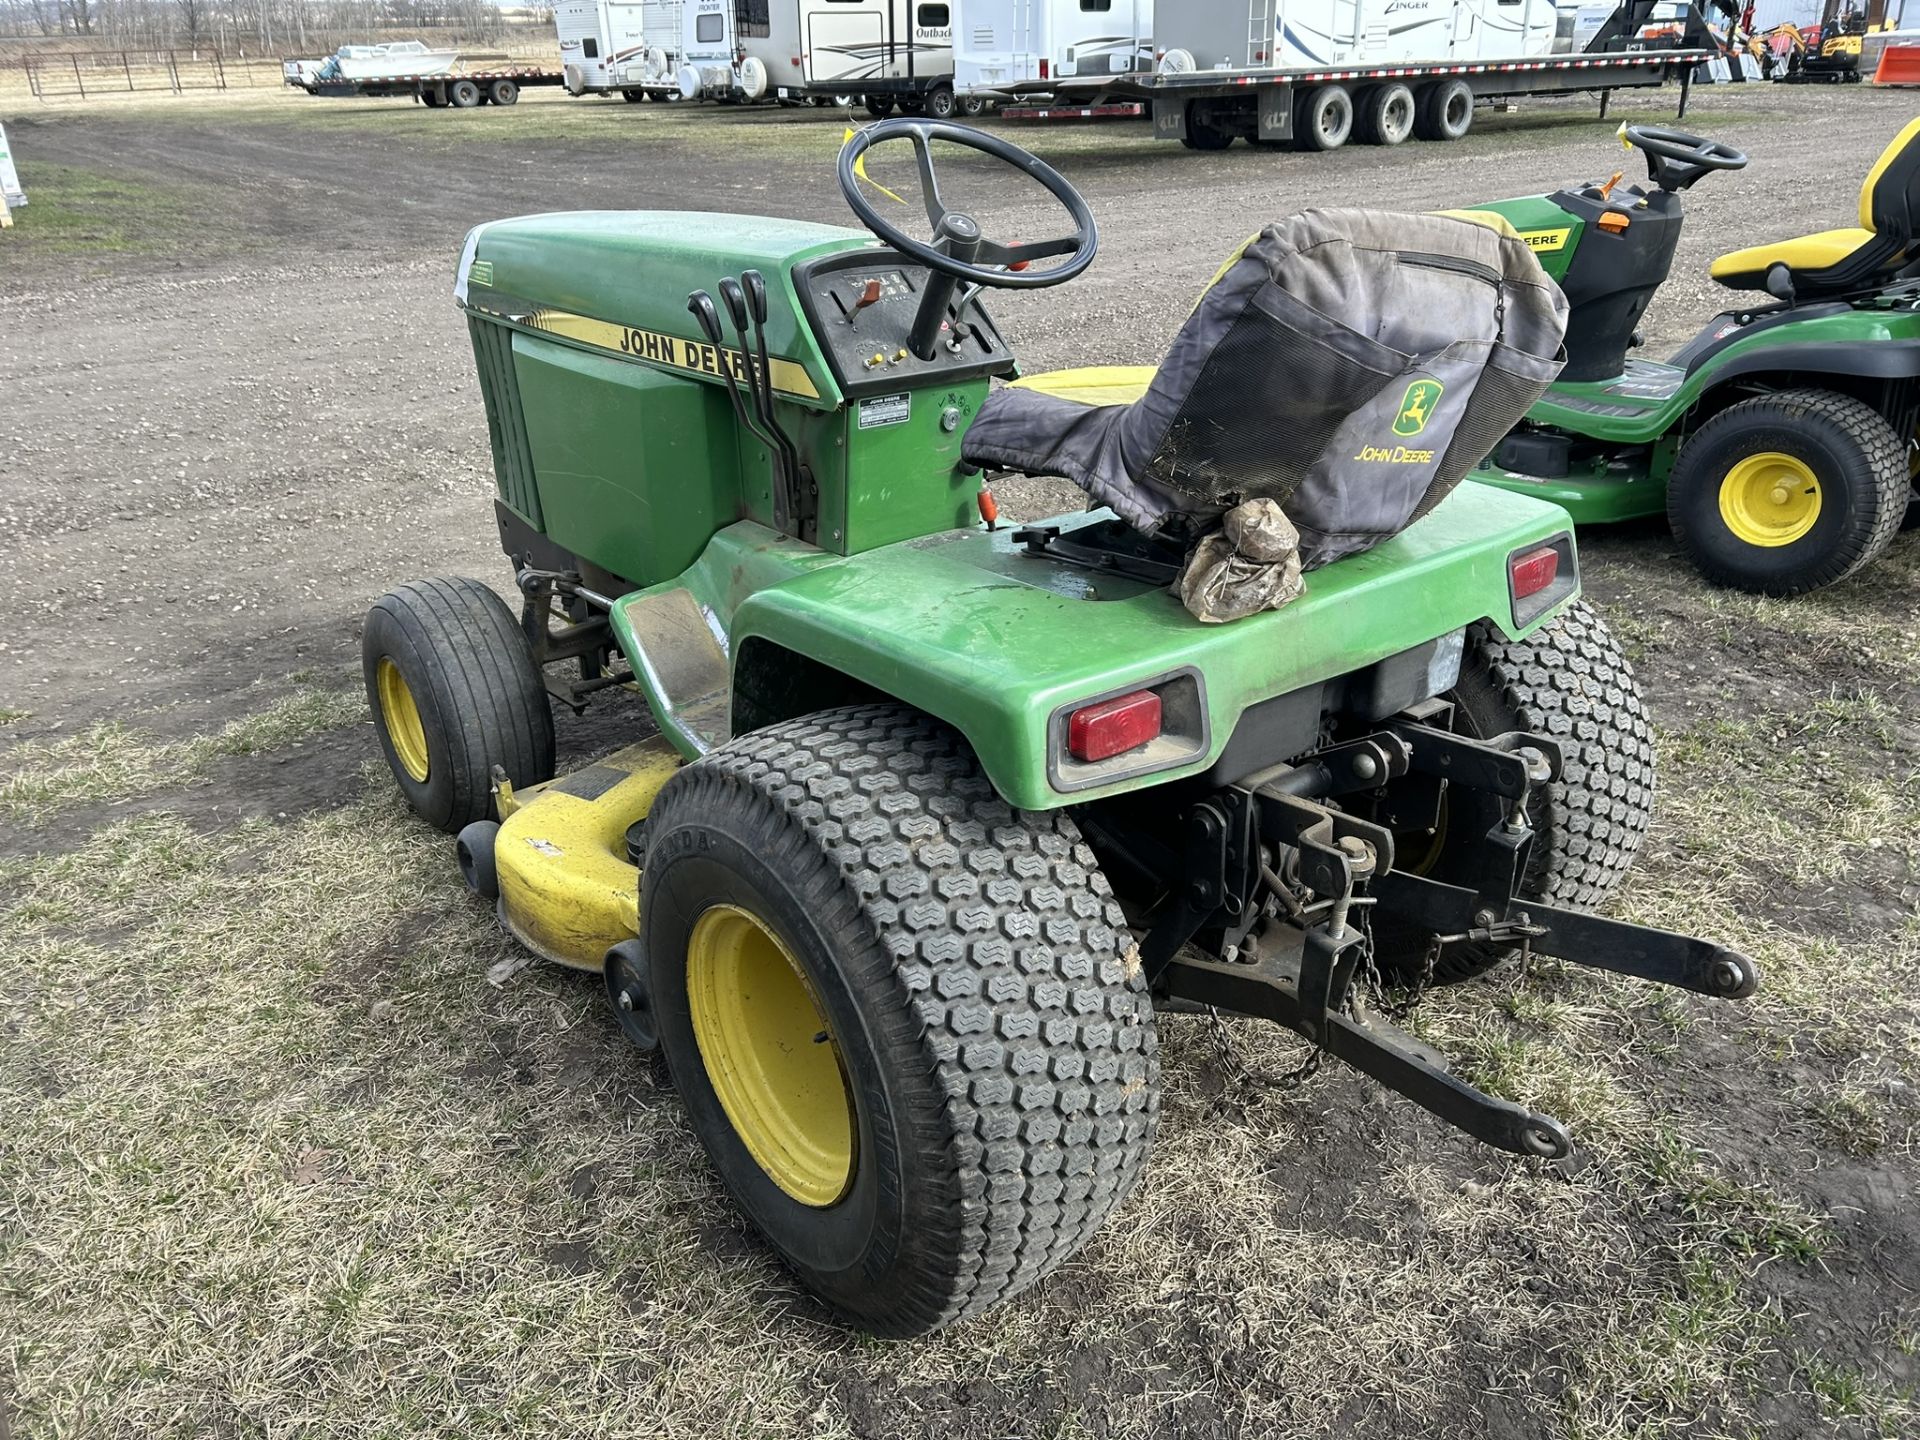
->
[1710,116,1920,296]
[1010,363,1156,408]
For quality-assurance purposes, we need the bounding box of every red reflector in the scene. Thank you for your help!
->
[1040,58,1050,79]
[1068,690,1162,763]
[1510,545,1560,599]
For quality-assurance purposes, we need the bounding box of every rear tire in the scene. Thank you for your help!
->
[642,704,1159,1336]
[924,82,956,119]
[1667,389,1906,595]
[1413,78,1473,141]
[1355,82,1416,145]
[421,87,448,107]
[1375,601,1655,985]
[489,79,519,106]
[1294,84,1353,151]
[448,78,482,109]
[959,94,986,116]
[362,577,555,834]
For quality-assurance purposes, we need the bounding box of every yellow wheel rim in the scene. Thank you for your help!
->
[375,657,430,783]
[687,904,855,1207]
[1717,452,1822,548]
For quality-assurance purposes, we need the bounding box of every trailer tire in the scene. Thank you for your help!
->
[449,78,482,108]
[622,88,646,102]
[1413,78,1473,141]
[1294,84,1353,151]
[1355,82,1416,145]
[1374,600,1654,986]
[362,577,556,835]
[490,79,519,106]
[1667,389,1907,595]
[959,94,986,116]
[421,87,447,107]
[642,704,1158,1337]
[865,95,895,117]
[924,82,956,119]
[1180,102,1236,150]
[898,95,926,115]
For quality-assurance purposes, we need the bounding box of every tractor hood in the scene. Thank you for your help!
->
[455,210,881,411]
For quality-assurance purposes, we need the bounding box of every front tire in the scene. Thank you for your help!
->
[489,79,519,106]
[448,78,482,109]
[1375,601,1655,985]
[642,704,1159,1336]
[1667,389,1906,595]
[362,577,555,833]
[924,82,956,119]
[864,95,895,118]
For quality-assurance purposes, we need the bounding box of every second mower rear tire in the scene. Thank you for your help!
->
[1667,388,1907,595]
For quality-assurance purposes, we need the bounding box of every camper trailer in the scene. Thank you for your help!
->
[677,0,745,98]
[555,0,683,99]
[955,0,1153,96]
[733,1,958,113]
[1155,0,1557,71]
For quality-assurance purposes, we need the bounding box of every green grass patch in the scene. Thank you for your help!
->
[0,161,204,258]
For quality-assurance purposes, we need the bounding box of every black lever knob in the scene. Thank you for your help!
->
[686,290,726,346]
[741,270,770,325]
[717,276,750,332]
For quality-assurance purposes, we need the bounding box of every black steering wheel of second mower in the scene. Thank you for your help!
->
[1623,124,1748,191]
[837,118,1099,289]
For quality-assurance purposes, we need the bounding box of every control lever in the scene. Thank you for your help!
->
[691,287,792,534]
[738,270,808,516]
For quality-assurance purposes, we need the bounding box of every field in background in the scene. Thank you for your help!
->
[1,83,1916,1440]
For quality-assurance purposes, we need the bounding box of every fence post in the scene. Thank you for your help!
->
[214,50,227,90]
[72,53,86,99]
[168,51,182,93]
[123,51,134,91]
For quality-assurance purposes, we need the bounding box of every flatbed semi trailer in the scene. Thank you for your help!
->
[1086,48,1715,149]
[290,67,565,107]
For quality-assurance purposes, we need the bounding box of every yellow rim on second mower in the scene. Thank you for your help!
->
[1718,452,1822,548]
[375,657,431,783]
[688,904,856,1207]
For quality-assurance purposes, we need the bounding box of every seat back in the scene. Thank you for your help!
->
[1861,116,1920,241]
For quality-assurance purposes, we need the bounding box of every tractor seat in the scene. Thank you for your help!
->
[1709,116,1920,297]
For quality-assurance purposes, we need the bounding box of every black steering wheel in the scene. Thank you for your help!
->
[1623,124,1748,193]
[837,118,1099,290]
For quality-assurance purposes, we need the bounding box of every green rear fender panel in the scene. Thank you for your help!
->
[1462,193,1586,283]
[614,484,1580,812]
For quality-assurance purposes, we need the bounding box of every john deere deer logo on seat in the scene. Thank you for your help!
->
[1394,379,1444,437]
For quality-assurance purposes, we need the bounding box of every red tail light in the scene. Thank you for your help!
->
[1509,545,1560,600]
[1039,58,1050,79]
[1068,690,1161,762]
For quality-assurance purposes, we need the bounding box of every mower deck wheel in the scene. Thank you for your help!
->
[1375,600,1655,986]
[1667,389,1906,595]
[641,704,1159,1337]
[362,577,555,834]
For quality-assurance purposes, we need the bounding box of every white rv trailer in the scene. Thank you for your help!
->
[1154,0,1557,74]
[1062,0,1715,151]
[731,1,957,112]
[555,0,683,99]
[677,0,742,98]
[954,0,1154,96]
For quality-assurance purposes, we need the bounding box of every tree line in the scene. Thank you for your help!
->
[0,0,553,52]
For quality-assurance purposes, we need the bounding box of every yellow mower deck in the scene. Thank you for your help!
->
[494,737,682,971]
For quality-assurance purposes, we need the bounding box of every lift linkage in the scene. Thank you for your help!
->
[1151,713,1760,1159]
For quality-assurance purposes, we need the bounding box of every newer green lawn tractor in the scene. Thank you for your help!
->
[363,121,1758,1336]
[1468,117,1920,595]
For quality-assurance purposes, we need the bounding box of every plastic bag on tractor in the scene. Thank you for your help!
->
[962,208,1569,569]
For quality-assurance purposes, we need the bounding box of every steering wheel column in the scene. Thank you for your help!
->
[909,213,985,360]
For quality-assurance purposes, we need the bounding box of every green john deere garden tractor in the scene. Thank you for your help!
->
[1467,117,1920,595]
[364,120,1758,1336]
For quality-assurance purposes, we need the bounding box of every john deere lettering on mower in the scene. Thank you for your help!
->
[364,120,1759,1337]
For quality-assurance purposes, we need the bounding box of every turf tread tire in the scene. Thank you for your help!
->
[1667,388,1906,595]
[1379,600,1654,984]
[362,577,554,833]
[643,704,1159,1336]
